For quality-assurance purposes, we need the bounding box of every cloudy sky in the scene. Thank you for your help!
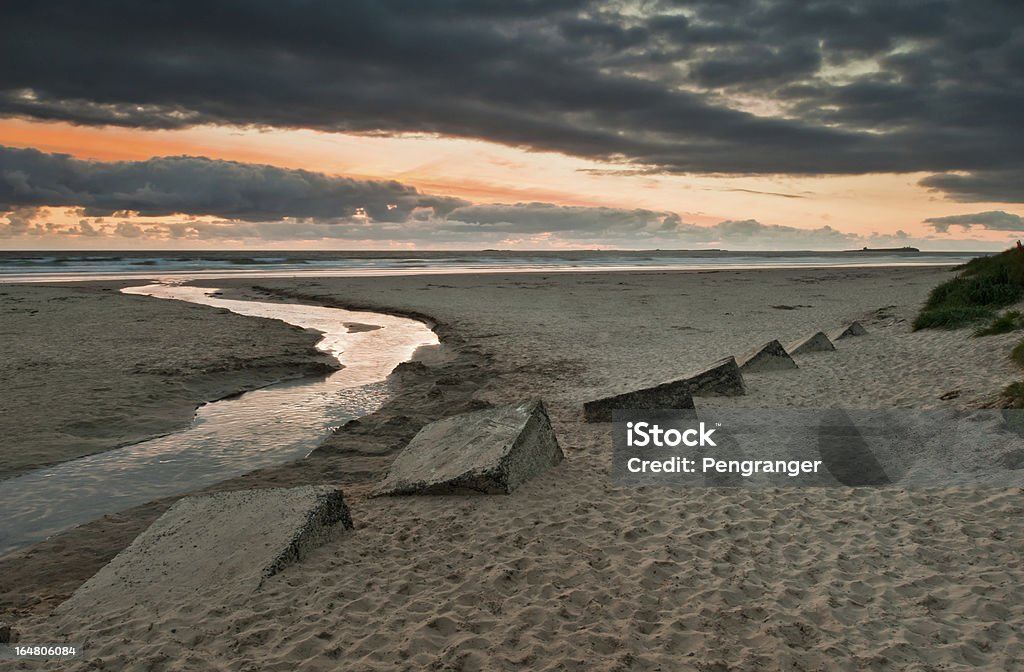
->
[1,0,1022,250]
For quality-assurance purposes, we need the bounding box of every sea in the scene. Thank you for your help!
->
[0,249,985,283]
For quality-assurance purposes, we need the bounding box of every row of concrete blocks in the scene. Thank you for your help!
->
[63,322,868,608]
[582,320,867,422]
[733,319,868,372]
[375,319,863,495]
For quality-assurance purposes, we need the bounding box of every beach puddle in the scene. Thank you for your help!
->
[0,284,438,556]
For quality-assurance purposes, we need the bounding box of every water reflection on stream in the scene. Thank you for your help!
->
[0,283,438,556]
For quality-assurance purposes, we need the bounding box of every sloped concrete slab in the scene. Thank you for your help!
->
[830,321,868,340]
[678,356,746,397]
[375,399,563,495]
[583,380,696,423]
[584,356,745,422]
[787,332,836,355]
[59,486,352,614]
[737,340,799,373]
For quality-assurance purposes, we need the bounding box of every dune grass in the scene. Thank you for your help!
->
[1011,340,1024,368]
[913,246,1024,330]
[1001,382,1024,409]
[975,310,1024,337]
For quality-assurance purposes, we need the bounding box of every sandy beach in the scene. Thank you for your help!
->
[3,265,1024,670]
[6,2,1024,668]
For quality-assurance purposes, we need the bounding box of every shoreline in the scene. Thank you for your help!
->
[0,253,978,287]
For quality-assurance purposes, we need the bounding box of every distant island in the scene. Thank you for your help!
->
[849,246,920,253]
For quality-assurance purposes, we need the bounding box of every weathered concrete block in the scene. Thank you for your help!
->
[583,356,745,422]
[787,332,836,355]
[830,321,868,340]
[737,340,799,373]
[677,356,746,397]
[583,380,696,423]
[375,399,563,495]
[59,486,352,614]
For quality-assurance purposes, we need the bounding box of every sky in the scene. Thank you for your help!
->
[1,0,1023,251]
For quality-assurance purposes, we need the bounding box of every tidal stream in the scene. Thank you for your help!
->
[0,283,437,556]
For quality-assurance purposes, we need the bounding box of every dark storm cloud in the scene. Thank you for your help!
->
[0,146,467,221]
[0,144,866,247]
[689,44,822,88]
[1,0,1022,194]
[924,211,1024,233]
[0,148,997,249]
[919,171,1024,204]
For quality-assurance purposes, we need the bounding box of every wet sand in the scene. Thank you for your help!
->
[0,282,338,479]
[5,266,1024,670]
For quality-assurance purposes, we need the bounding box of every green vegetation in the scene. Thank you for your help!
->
[1000,382,1024,409]
[1012,340,1024,368]
[913,246,1024,330]
[974,310,1024,337]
